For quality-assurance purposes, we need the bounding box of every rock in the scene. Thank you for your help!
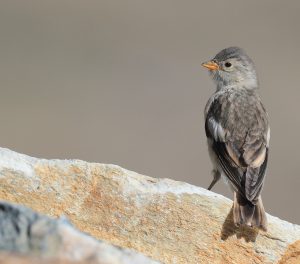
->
[0,201,160,264]
[278,240,300,264]
[0,147,299,263]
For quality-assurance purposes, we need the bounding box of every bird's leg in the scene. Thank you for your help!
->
[207,170,221,190]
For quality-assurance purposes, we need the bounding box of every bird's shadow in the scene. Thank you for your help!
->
[221,207,259,242]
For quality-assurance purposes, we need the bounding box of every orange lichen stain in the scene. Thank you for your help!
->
[278,240,300,264]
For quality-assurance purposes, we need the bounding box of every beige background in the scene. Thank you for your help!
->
[0,1,299,224]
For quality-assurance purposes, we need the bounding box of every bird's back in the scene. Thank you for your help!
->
[205,87,269,155]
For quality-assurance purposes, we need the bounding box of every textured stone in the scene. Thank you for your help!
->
[0,147,299,263]
[0,201,159,264]
[278,240,300,264]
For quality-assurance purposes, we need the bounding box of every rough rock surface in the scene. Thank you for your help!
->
[278,240,300,264]
[0,147,299,263]
[0,201,159,264]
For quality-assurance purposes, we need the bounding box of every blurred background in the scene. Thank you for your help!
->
[0,1,299,224]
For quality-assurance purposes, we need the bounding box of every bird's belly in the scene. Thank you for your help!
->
[220,172,235,192]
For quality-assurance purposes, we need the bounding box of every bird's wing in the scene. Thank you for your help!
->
[205,116,245,196]
[205,95,269,202]
[241,124,269,201]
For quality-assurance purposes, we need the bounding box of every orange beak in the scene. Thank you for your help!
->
[202,60,219,71]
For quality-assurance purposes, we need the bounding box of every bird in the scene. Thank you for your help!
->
[202,47,270,231]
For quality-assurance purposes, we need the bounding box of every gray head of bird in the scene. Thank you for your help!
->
[202,47,258,90]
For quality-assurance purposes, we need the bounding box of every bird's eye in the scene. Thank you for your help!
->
[224,62,232,68]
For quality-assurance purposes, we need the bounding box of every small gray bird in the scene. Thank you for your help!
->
[202,47,270,231]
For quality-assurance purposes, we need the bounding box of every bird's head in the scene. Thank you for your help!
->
[202,47,258,90]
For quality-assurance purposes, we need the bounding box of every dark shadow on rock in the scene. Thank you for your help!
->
[221,207,259,242]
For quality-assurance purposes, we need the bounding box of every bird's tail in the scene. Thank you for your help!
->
[233,192,267,231]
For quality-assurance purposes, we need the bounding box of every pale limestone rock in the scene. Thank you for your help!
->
[0,147,299,263]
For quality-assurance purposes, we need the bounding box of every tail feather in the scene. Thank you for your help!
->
[233,192,267,231]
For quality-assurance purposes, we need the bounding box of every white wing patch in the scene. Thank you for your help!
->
[207,117,226,142]
[266,127,270,147]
